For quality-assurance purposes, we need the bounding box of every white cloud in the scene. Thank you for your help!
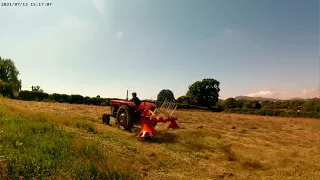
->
[247,88,319,99]
[247,91,275,97]
[92,0,107,17]
[116,31,123,39]
[223,28,234,36]
[301,88,316,94]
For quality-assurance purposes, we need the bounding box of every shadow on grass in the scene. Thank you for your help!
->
[128,131,179,144]
[148,132,179,144]
[131,126,142,134]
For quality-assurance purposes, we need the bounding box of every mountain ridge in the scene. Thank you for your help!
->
[220,96,310,101]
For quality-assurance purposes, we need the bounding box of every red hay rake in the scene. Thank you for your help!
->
[136,99,180,140]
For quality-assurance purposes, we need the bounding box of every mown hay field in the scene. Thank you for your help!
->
[1,98,320,179]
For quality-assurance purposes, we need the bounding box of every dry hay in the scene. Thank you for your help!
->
[1,98,320,179]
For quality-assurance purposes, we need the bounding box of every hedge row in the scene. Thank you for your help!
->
[17,91,122,106]
[17,91,215,110]
[224,108,320,119]
[14,90,320,119]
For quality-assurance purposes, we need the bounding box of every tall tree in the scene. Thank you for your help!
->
[157,89,175,102]
[224,97,237,108]
[31,85,43,92]
[0,57,21,91]
[186,78,220,107]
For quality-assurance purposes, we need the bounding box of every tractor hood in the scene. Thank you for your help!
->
[110,100,156,110]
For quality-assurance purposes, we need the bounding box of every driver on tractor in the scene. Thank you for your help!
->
[131,92,141,107]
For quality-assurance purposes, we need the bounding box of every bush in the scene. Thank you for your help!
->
[176,103,204,110]
[18,90,49,101]
[70,94,84,104]
[301,98,320,112]
[224,98,237,108]
[0,80,14,98]
[88,97,102,106]
[100,99,108,106]
[211,105,224,112]
[60,94,71,103]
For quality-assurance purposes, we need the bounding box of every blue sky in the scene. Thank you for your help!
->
[0,0,319,100]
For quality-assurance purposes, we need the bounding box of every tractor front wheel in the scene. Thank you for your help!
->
[102,114,110,124]
[116,105,134,131]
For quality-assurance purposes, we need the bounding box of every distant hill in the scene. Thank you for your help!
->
[232,96,307,101]
[234,96,279,101]
[220,96,315,101]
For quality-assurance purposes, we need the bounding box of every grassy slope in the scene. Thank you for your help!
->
[1,98,320,179]
[0,101,137,179]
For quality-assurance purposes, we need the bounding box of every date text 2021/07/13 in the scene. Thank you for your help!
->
[1,3,52,7]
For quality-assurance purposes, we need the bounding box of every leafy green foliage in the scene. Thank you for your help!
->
[224,98,237,108]
[235,99,246,108]
[50,93,64,103]
[0,57,21,92]
[157,89,175,102]
[18,90,49,101]
[301,98,320,112]
[242,100,261,109]
[224,108,320,119]
[186,78,220,107]
[31,85,43,92]
[17,90,122,106]
[0,80,14,98]
[176,95,198,105]
[70,94,84,104]
[252,101,262,109]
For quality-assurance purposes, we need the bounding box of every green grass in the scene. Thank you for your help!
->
[2,98,320,179]
[0,105,137,179]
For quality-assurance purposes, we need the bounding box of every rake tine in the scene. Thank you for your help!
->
[168,102,174,112]
[159,108,170,117]
[163,101,169,110]
[165,101,171,109]
[159,100,163,108]
[161,99,167,109]
[151,108,157,118]
[163,102,169,110]
[159,101,163,109]
[169,102,175,110]
[156,99,178,118]
[170,105,177,116]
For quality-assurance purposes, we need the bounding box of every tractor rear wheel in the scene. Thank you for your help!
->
[116,105,134,131]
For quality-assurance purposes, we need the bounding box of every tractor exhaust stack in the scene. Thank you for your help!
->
[126,90,128,101]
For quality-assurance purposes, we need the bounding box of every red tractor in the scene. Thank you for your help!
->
[102,94,180,140]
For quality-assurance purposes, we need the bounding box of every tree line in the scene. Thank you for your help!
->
[11,87,320,119]
[0,56,319,119]
[220,97,320,118]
